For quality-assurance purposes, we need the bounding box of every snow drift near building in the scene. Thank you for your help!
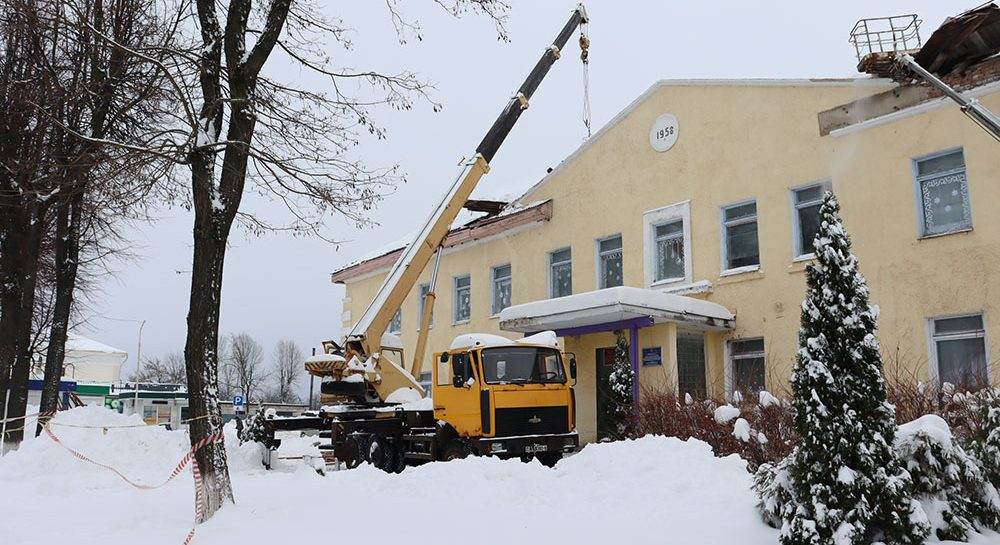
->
[0,406,779,545]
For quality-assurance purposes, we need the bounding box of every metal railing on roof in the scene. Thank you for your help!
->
[849,14,923,61]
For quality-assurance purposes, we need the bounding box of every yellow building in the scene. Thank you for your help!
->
[332,74,1000,443]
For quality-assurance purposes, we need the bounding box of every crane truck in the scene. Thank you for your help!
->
[258,4,590,472]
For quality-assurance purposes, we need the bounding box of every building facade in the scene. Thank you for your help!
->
[332,77,1000,443]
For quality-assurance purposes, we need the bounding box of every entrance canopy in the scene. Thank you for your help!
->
[498,286,735,334]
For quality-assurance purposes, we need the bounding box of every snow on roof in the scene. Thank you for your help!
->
[499,286,734,332]
[65,334,126,355]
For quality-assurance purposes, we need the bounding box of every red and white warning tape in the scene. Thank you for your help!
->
[43,425,225,544]
[0,410,52,425]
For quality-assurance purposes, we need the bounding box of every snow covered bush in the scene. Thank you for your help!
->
[896,414,1000,540]
[634,386,795,470]
[599,330,635,440]
[759,192,929,545]
[237,409,270,445]
[969,388,1000,493]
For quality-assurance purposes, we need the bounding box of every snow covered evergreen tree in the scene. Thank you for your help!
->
[970,388,1000,492]
[603,329,635,439]
[777,192,929,545]
[896,414,1000,540]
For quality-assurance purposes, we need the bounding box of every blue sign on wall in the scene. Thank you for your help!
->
[642,347,662,366]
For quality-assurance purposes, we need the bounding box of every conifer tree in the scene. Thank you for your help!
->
[781,193,929,545]
[607,329,635,439]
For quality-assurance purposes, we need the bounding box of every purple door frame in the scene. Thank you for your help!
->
[527,316,652,414]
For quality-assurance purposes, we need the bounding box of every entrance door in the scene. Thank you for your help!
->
[677,333,706,400]
[595,346,616,441]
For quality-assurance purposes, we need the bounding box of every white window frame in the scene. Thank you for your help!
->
[389,308,402,334]
[595,234,624,289]
[453,274,471,324]
[719,198,760,274]
[925,312,990,386]
[490,263,512,316]
[725,337,766,397]
[789,180,832,260]
[911,147,972,238]
[643,201,692,288]
[548,247,572,298]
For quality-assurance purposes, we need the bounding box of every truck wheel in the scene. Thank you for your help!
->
[535,452,562,468]
[391,445,406,473]
[442,440,471,461]
[369,437,392,471]
[339,436,362,469]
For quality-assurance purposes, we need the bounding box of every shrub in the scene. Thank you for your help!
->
[895,414,1000,540]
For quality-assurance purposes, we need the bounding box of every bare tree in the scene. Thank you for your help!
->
[269,339,302,403]
[221,333,268,403]
[130,351,187,385]
[0,0,177,445]
[65,0,508,517]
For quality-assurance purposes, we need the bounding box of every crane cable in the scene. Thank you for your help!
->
[580,22,592,138]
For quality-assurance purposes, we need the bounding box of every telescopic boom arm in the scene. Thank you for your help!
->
[336,5,590,400]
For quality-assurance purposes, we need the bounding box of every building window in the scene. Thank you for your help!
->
[418,371,432,394]
[417,283,433,328]
[791,182,831,258]
[453,275,471,323]
[731,338,765,394]
[597,235,623,289]
[677,333,706,399]
[491,264,512,315]
[722,200,760,270]
[931,314,988,387]
[643,201,691,287]
[653,220,685,282]
[389,309,402,334]
[914,149,971,236]
[549,248,572,298]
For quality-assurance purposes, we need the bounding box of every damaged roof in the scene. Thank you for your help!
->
[913,2,1000,76]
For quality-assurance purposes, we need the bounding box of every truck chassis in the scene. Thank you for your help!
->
[260,405,579,472]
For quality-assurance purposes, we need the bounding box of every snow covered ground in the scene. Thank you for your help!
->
[0,406,996,545]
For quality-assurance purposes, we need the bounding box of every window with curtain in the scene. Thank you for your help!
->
[653,220,684,282]
[597,235,623,288]
[915,149,971,236]
[453,275,471,323]
[549,248,572,298]
[491,264,512,315]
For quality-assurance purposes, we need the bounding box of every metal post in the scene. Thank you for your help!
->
[309,348,316,409]
[629,323,640,415]
[132,319,146,414]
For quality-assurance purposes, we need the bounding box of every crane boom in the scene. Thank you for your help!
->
[338,5,589,401]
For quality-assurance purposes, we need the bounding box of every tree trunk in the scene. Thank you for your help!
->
[183,157,236,517]
[36,192,82,435]
[0,203,44,448]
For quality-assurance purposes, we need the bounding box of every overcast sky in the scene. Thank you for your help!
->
[83,1,961,388]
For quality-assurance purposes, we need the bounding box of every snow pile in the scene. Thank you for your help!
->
[517,330,559,348]
[1,406,783,545]
[714,404,740,424]
[896,415,1000,541]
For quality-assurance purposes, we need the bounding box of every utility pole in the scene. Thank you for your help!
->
[132,319,146,415]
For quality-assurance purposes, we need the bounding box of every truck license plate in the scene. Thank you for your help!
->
[524,443,548,453]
